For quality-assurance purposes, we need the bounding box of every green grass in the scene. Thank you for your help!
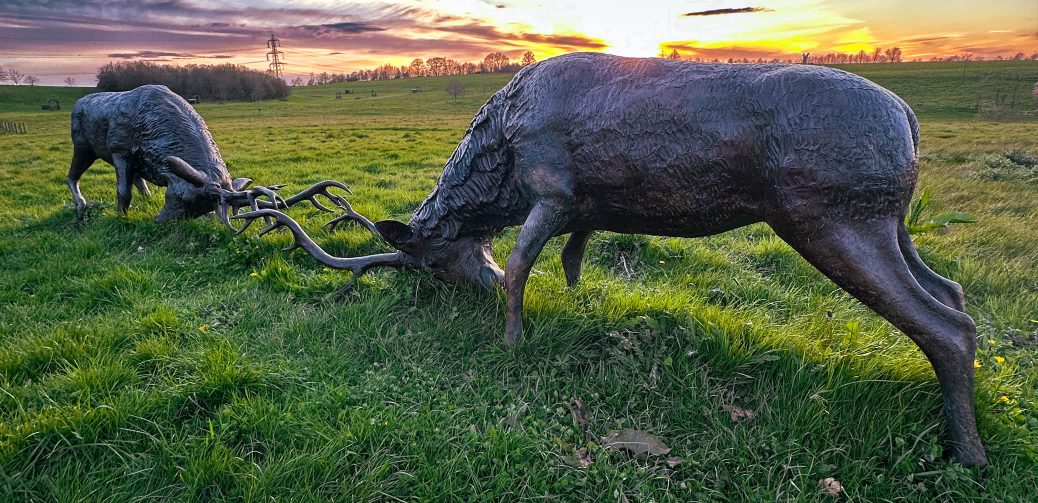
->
[1,60,1037,501]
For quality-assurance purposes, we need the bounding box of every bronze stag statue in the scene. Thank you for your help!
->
[235,53,987,466]
[67,84,347,227]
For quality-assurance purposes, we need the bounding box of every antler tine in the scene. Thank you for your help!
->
[243,185,286,226]
[323,196,380,237]
[278,180,354,213]
[215,184,289,233]
[249,185,286,209]
[216,196,236,231]
[233,208,406,278]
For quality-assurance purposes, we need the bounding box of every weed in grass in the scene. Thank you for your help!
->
[979,149,1038,182]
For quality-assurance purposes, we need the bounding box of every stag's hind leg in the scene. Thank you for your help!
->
[134,177,152,197]
[113,154,135,214]
[775,217,987,467]
[562,230,593,287]
[67,146,97,219]
[898,223,966,312]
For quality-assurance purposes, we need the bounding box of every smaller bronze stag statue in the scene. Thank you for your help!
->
[67,84,346,227]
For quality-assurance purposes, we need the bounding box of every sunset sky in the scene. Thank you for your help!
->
[2,0,1036,85]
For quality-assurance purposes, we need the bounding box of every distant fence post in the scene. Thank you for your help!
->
[0,121,29,134]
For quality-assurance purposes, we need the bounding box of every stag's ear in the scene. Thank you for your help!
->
[231,177,253,191]
[164,156,208,187]
[375,220,418,255]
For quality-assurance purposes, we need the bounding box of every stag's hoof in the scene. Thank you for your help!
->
[503,324,523,346]
[951,440,989,468]
[74,202,94,220]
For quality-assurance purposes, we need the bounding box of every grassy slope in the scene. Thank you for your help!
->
[1,61,1036,501]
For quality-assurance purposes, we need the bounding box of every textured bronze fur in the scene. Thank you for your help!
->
[68,85,235,221]
[241,53,987,466]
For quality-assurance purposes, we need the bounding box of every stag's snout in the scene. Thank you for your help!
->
[424,236,504,289]
[374,221,503,289]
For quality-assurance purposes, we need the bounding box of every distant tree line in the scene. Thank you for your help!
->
[0,65,40,86]
[294,51,536,86]
[659,48,1038,65]
[97,61,289,101]
[930,52,1038,62]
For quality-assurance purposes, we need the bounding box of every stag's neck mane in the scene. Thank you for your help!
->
[134,86,227,182]
[408,86,529,241]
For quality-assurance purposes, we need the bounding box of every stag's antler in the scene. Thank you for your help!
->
[216,180,355,232]
[216,185,285,231]
[232,208,407,279]
[279,181,353,213]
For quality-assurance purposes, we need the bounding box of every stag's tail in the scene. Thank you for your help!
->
[904,101,920,158]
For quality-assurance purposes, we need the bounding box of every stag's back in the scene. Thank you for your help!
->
[499,53,919,231]
[72,85,226,184]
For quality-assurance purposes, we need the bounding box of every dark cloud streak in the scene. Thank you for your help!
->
[107,50,234,59]
[108,50,197,59]
[320,22,386,33]
[683,7,771,17]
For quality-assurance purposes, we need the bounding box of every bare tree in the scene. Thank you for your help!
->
[961,52,974,75]
[884,47,903,63]
[0,65,6,83]
[7,68,24,85]
[520,51,536,66]
[375,63,399,80]
[409,58,426,77]
[427,57,447,76]
[289,76,305,86]
[667,49,682,60]
[481,52,509,73]
[446,80,464,102]
[25,75,39,86]
[64,76,77,87]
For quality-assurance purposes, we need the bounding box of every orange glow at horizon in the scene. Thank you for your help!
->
[0,0,1035,85]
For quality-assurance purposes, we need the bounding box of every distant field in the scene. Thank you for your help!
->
[1,60,1036,501]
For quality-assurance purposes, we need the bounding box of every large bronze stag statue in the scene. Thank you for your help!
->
[67,84,347,226]
[236,53,987,466]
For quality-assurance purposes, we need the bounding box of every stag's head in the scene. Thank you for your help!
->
[233,198,505,289]
[161,156,349,230]
[158,156,254,222]
[375,220,504,288]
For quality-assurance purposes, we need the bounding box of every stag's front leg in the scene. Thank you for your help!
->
[67,147,97,219]
[113,154,134,214]
[504,201,568,345]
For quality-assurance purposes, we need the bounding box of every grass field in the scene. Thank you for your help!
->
[1,60,1037,501]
